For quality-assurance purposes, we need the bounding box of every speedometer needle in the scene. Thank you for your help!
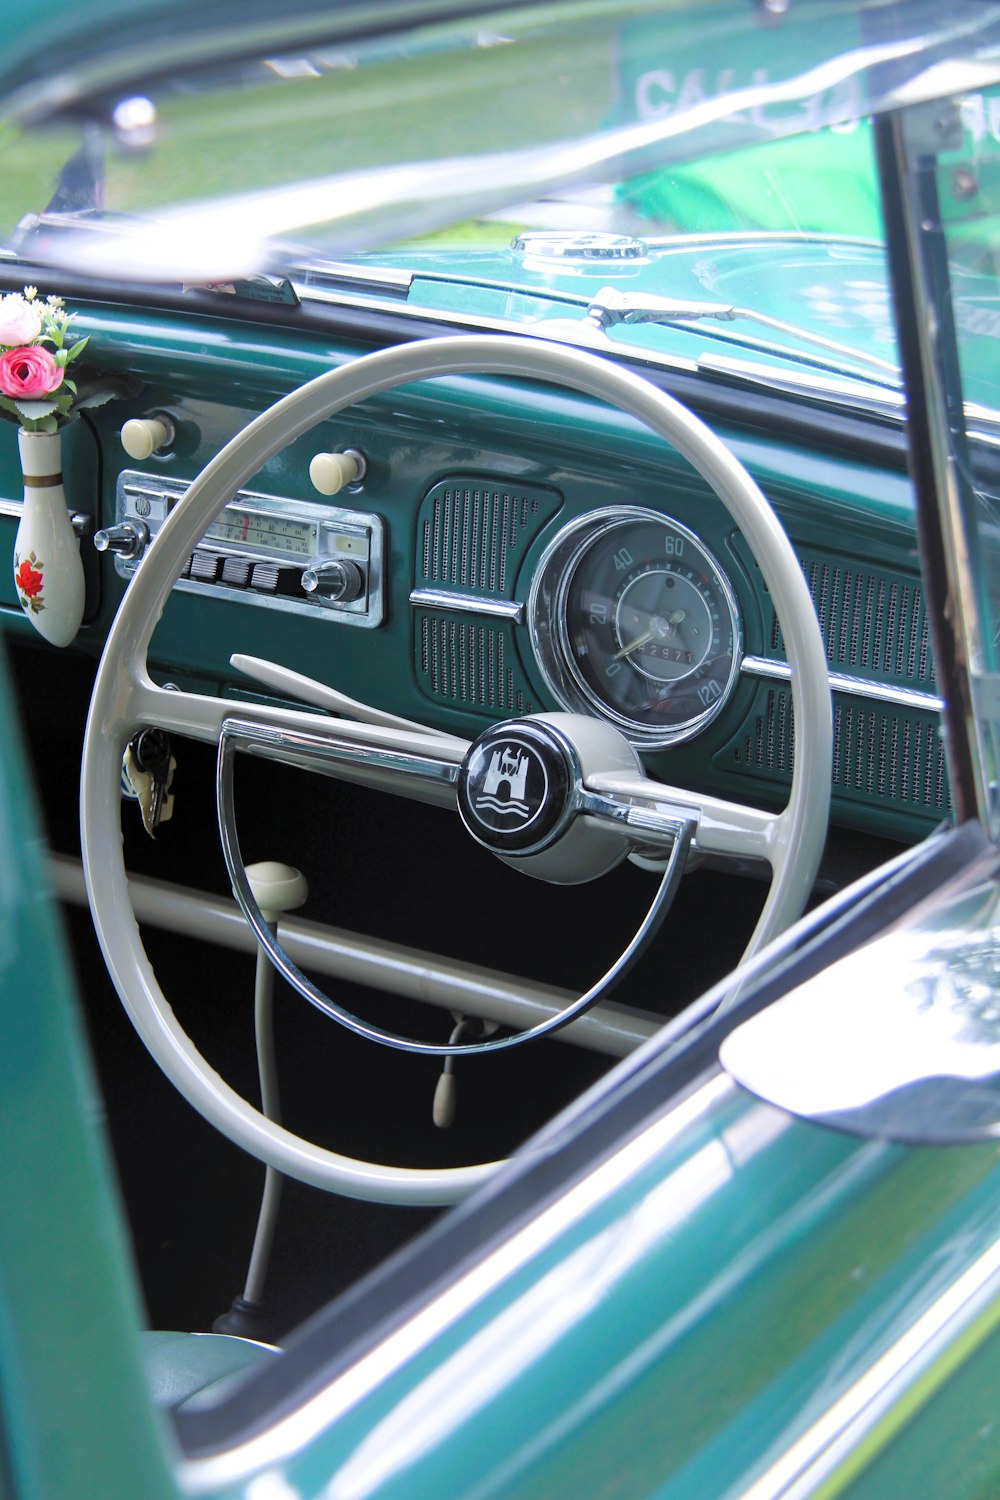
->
[613,610,686,660]
[614,629,655,659]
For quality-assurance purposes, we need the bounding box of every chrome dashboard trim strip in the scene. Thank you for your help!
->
[409,587,526,623]
[741,654,944,713]
[0,495,90,535]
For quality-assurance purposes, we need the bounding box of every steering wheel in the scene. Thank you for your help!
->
[81,334,831,1206]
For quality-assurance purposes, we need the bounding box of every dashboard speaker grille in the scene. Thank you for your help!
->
[417,478,562,596]
[417,614,536,717]
[768,555,935,692]
[737,686,949,817]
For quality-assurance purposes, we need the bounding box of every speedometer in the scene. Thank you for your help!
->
[528,508,742,747]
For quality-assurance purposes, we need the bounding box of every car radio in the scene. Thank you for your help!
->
[103,471,384,627]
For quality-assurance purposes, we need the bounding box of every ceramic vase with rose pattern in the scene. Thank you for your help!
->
[12,427,85,648]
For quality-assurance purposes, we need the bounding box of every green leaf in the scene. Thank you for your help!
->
[74,387,113,411]
[64,337,89,362]
[13,399,59,422]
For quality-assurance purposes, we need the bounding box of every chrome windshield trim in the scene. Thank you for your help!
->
[289,286,1000,433]
[292,259,414,297]
[741,655,943,714]
[409,588,525,623]
[290,283,904,407]
[290,282,704,362]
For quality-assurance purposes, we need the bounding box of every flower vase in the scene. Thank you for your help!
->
[12,428,85,647]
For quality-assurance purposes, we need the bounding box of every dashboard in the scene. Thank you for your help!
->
[0,304,945,847]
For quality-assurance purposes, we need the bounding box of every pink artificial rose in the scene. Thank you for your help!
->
[0,345,63,398]
[0,294,42,347]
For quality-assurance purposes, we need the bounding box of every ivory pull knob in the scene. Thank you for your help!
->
[309,447,366,496]
[121,415,174,460]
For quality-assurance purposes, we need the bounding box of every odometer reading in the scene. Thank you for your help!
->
[530,508,742,747]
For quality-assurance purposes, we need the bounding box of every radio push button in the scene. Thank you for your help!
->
[220,556,253,588]
[189,550,222,583]
[249,561,302,597]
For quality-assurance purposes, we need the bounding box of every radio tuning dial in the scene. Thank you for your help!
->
[302,556,365,603]
[94,520,149,560]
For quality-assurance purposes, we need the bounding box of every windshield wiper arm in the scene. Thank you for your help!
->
[585,286,900,383]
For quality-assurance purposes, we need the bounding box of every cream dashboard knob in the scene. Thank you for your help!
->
[120,415,174,460]
[309,447,366,496]
[245,861,308,925]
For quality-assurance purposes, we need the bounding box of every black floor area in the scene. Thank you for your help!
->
[10,634,893,1343]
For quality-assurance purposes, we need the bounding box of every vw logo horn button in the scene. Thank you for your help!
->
[458,721,573,854]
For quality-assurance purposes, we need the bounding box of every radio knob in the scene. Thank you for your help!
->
[302,557,364,603]
[94,520,149,560]
[120,415,175,460]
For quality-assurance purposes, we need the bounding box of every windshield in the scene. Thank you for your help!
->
[4,1,1000,397]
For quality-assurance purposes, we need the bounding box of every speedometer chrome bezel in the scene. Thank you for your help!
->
[528,506,743,748]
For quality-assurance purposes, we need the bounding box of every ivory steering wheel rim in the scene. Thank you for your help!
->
[81,334,832,1206]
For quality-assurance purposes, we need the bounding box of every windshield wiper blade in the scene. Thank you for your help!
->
[585,286,900,384]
